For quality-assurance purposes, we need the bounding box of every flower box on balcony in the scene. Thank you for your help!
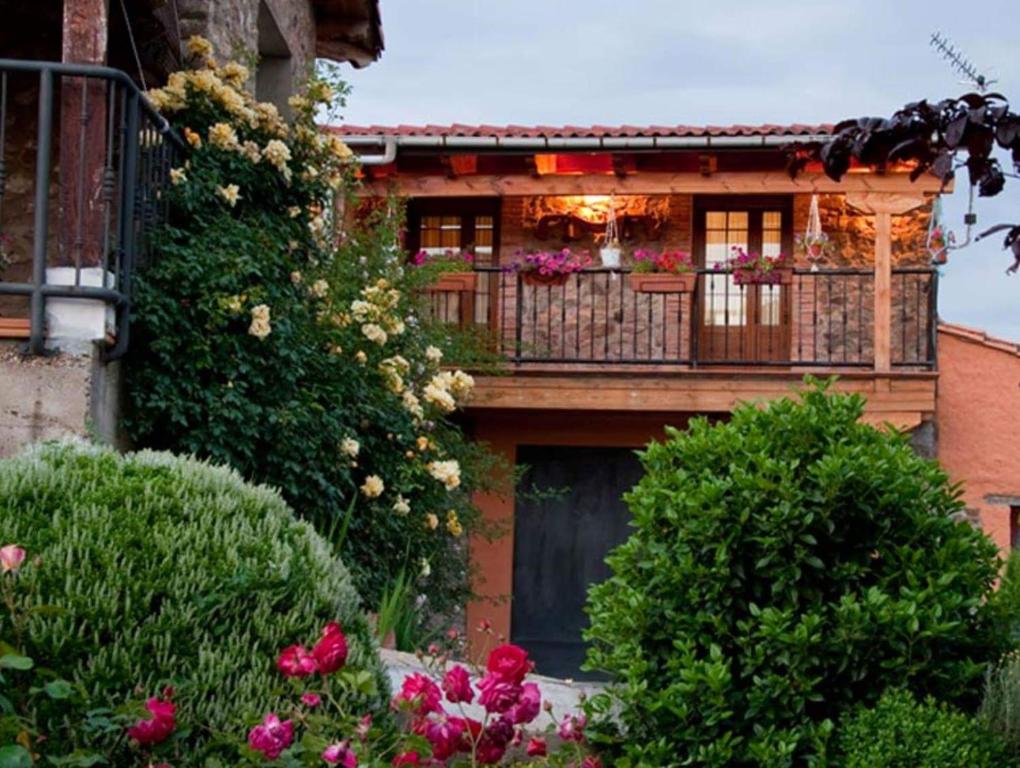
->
[627,272,697,294]
[522,271,571,287]
[427,272,477,293]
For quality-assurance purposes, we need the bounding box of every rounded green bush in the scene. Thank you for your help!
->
[0,440,387,760]
[838,689,1007,768]
[584,382,1007,767]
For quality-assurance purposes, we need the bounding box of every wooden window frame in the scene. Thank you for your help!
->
[406,197,502,263]
[692,195,794,265]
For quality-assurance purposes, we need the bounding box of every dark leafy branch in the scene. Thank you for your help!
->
[788,92,1020,272]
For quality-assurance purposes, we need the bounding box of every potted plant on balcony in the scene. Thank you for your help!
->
[721,246,792,285]
[511,247,592,286]
[413,249,477,292]
[628,249,697,293]
[796,193,832,271]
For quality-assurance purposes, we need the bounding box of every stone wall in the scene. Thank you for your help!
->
[0,342,124,458]
[177,0,316,105]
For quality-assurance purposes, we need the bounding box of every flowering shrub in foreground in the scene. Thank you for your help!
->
[0,442,386,763]
[237,624,599,766]
[130,37,502,620]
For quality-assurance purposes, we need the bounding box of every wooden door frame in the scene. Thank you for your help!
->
[692,195,794,362]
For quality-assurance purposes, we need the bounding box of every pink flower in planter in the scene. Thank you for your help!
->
[300,692,321,708]
[393,673,442,715]
[355,714,373,740]
[248,713,294,760]
[127,696,176,745]
[558,712,587,742]
[507,682,541,725]
[322,741,358,767]
[582,757,603,768]
[312,622,349,674]
[477,673,521,714]
[526,736,547,757]
[277,644,318,677]
[485,643,532,685]
[441,664,474,704]
[0,544,26,574]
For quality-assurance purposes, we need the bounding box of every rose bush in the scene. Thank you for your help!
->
[128,38,502,622]
[227,622,599,767]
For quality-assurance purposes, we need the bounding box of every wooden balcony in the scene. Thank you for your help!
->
[431,266,939,427]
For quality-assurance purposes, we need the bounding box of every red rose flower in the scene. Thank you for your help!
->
[442,664,475,704]
[526,736,548,757]
[392,752,422,766]
[485,643,532,684]
[425,716,465,760]
[127,697,176,745]
[393,673,442,715]
[312,622,349,674]
[248,713,294,760]
[277,644,318,677]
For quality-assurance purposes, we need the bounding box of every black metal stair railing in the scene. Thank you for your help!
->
[0,59,183,358]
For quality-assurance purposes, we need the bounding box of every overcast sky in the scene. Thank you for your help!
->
[340,0,1020,340]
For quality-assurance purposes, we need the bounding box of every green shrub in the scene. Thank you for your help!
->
[0,440,387,762]
[838,689,1007,768]
[584,381,1007,767]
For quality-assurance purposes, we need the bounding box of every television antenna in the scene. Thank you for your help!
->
[929,31,997,92]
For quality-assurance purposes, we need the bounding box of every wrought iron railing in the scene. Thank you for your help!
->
[427,266,937,369]
[0,60,183,357]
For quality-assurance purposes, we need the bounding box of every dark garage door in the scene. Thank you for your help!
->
[511,445,642,679]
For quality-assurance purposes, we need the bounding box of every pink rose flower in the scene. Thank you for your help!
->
[393,673,442,715]
[441,664,474,704]
[248,713,294,760]
[424,716,465,761]
[485,644,532,685]
[558,712,587,742]
[355,714,372,740]
[127,697,176,745]
[475,719,513,765]
[0,544,26,574]
[322,741,357,767]
[312,622,349,674]
[300,692,321,708]
[507,682,540,725]
[477,673,521,714]
[582,757,604,768]
[392,753,422,766]
[277,644,318,677]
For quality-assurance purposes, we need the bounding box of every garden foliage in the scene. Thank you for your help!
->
[584,381,1008,767]
[837,689,1007,768]
[127,38,496,619]
[0,440,385,763]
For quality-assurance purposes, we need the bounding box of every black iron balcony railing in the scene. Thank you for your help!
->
[0,60,183,358]
[427,266,937,369]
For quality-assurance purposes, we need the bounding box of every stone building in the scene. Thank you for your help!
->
[0,0,383,454]
[332,123,1020,677]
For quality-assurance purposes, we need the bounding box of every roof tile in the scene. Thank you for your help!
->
[329,123,833,139]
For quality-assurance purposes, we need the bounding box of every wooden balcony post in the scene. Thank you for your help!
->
[846,193,927,373]
[60,0,110,269]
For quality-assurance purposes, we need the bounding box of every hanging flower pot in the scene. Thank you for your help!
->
[796,194,831,271]
[927,198,953,266]
[599,244,622,269]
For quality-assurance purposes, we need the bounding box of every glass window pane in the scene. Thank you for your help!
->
[728,211,748,229]
[763,211,782,230]
[706,211,726,228]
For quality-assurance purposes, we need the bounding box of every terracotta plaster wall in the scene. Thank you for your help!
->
[936,330,1020,551]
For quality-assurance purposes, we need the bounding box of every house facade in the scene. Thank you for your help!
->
[0,0,383,456]
[334,122,1020,677]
